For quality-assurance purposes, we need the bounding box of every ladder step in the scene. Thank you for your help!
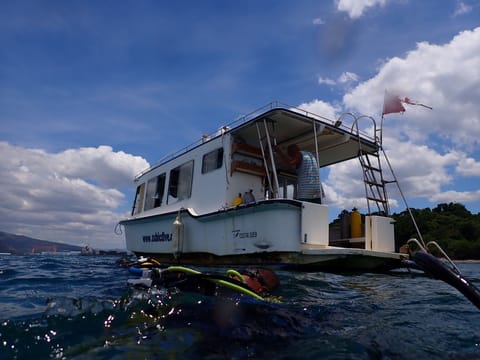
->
[360,150,379,157]
[363,165,381,172]
[365,180,383,187]
[367,196,387,203]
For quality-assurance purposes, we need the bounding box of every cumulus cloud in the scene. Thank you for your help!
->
[0,142,149,248]
[336,0,388,19]
[344,27,480,148]
[456,156,480,177]
[309,27,480,213]
[295,99,342,121]
[322,136,472,213]
[54,145,149,188]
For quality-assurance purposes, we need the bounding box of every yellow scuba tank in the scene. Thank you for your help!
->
[350,208,362,238]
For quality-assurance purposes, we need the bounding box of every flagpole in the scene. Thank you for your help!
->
[380,114,384,146]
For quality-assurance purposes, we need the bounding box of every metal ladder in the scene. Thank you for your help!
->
[358,149,392,215]
[350,115,397,216]
[349,113,425,243]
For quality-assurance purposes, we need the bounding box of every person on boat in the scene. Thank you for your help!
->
[232,193,243,207]
[274,144,322,203]
[243,189,255,204]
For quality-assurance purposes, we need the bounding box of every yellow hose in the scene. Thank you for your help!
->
[226,269,245,283]
[167,266,265,301]
[167,266,201,275]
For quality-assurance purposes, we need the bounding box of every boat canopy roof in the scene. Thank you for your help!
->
[230,106,379,168]
[136,103,380,179]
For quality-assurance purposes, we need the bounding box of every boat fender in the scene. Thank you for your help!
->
[172,214,184,258]
[413,251,480,310]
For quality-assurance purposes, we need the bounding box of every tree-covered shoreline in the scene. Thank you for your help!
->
[392,203,480,259]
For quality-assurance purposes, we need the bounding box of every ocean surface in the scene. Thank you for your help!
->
[1,255,480,359]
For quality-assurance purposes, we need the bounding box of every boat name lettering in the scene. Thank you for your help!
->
[232,230,257,239]
[142,232,172,243]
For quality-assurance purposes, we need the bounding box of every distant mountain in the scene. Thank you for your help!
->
[0,231,82,255]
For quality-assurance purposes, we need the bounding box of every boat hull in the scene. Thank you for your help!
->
[129,249,405,272]
[120,200,406,272]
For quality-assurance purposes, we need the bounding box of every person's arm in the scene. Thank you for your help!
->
[274,145,300,167]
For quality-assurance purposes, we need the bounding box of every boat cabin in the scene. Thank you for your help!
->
[129,106,379,225]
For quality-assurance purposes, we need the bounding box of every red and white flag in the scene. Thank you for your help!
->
[403,97,433,110]
[382,91,406,115]
[382,90,433,116]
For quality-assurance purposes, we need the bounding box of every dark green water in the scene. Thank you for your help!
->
[1,255,480,359]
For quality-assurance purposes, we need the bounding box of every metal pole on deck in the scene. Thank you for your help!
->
[312,120,323,197]
[263,119,280,198]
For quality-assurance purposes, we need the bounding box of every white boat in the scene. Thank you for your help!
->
[119,102,409,271]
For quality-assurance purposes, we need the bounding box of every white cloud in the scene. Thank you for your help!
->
[318,71,359,87]
[54,145,149,188]
[308,27,480,214]
[321,136,464,213]
[456,156,480,177]
[453,1,473,17]
[430,190,480,204]
[295,99,342,120]
[336,0,388,19]
[323,159,374,211]
[318,77,336,85]
[343,27,480,149]
[380,137,458,198]
[338,71,359,84]
[312,17,325,25]
[0,142,149,248]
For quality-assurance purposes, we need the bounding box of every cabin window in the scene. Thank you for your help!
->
[202,148,224,174]
[144,173,166,211]
[131,183,145,215]
[168,160,194,204]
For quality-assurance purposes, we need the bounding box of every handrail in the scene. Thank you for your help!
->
[426,241,461,274]
[348,114,379,145]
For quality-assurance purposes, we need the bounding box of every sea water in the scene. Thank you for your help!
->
[1,255,480,359]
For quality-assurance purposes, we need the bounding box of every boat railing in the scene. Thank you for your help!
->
[135,101,378,180]
[340,113,381,145]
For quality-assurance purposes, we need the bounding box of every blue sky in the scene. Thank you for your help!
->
[1,0,479,248]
